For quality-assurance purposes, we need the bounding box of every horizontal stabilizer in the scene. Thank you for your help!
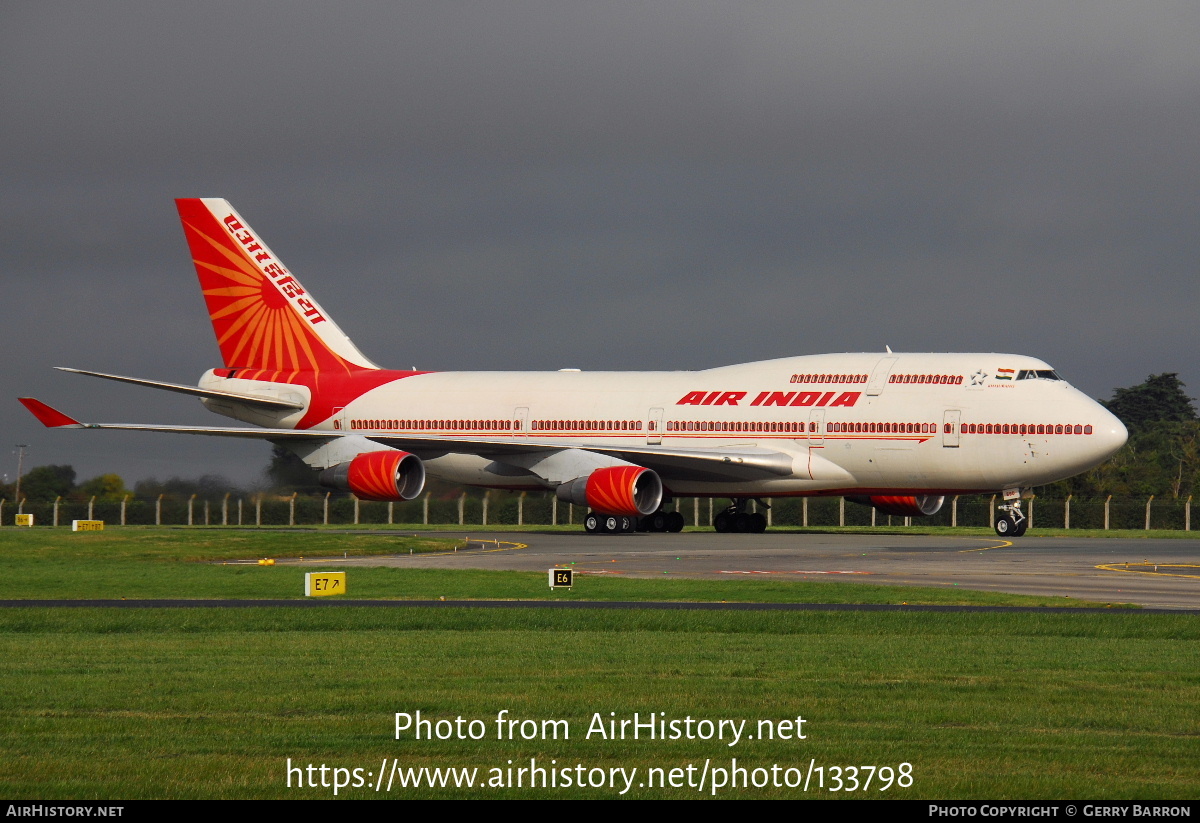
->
[13,405,328,440]
[18,398,84,428]
[56,367,304,411]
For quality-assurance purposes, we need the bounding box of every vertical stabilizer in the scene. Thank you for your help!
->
[176,198,379,373]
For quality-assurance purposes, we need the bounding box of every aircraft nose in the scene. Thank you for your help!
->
[1092,406,1128,460]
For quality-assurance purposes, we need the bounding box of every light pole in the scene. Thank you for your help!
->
[14,445,28,503]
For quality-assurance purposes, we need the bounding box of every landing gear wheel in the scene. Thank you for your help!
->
[996,492,1027,538]
[714,500,767,533]
[667,511,685,532]
[642,511,668,532]
[618,516,634,533]
[586,512,621,534]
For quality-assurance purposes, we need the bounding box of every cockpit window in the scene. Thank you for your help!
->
[1017,369,1062,381]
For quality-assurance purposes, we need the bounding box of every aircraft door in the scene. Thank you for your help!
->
[647,407,664,445]
[514,406,528,437]
[943,409,961,447]
[867,357,898,396]
[808,408,825,445]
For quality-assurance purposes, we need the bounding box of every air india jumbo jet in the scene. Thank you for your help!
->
[20,199,1128,536]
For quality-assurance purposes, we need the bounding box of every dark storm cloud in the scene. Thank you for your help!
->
[2,2,1198,485]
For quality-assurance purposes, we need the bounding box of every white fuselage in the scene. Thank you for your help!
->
[202,352,1127,499]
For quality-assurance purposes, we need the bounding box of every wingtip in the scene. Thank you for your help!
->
[18,397,84,428]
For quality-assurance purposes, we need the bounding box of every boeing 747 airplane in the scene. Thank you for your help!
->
[20,199,1127,536]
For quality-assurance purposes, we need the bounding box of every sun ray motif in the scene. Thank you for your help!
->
[282,317,301,372]
[283,310,315,371]
[191,222,262,279]
[208,295,265,321]
[179,198,380,375]
[194,258,260,288]
[204,286,260,299]
[235,308,271,367]
[274,314,291,371]
[219,302,266,353]
[271,312,287,370]
[257,313,273,370]
[262,312,279,370]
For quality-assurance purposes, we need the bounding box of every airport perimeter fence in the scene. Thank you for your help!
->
[0,492,1195,532]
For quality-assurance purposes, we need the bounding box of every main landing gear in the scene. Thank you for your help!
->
[584,512,635,534]
[583,508,685,534]
[994,498,1028,537]
[712,499,768,534]
[637,509,686,533]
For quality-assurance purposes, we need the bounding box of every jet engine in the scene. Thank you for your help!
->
[319,450,425,501]
[556,465,663,517]
[848,494,946,517]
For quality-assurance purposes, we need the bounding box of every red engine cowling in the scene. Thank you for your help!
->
[864,494,945,517]
[319,451,425,501]
[556,466,663,517]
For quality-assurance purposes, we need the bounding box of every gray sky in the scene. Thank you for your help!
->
[3,2,1198,488]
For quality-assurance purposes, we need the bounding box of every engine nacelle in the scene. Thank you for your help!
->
[319,450,425,501]
[849,494,946,517]
[556,466,663,517]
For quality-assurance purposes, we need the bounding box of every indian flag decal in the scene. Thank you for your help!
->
[996,368,1015,381]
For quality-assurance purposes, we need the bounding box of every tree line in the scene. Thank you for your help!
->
[0,467,246,505]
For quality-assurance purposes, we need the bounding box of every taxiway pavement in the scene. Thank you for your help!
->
[315,532,1200,609]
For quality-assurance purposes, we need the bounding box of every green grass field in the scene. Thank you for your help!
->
[0,528,1196,799]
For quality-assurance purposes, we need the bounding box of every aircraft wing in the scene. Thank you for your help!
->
[372,435,796,481]
[19,397,797,481]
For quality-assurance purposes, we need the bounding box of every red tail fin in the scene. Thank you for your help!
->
[175,199,378,374]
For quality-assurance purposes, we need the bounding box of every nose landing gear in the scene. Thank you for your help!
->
[994,499,1028,537]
